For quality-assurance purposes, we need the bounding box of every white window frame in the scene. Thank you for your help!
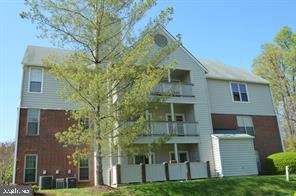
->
[28,67,44,93]
[169,151,189,162]
[132,153,155,164]
[26,109,40,136]
[237,115,255,135]
[23,154,38,184]
[78,158,90,182]
[229,82,250,103]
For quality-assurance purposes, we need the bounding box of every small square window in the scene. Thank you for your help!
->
[230,83,249,102]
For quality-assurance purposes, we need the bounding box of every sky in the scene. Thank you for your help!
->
[0,0,296,142]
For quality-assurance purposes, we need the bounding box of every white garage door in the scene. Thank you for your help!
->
[219,138,258,176]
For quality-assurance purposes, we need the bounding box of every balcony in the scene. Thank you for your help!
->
[151,82,194,97]
[144,121,199,136]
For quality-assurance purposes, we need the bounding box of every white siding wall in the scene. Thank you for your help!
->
[207,79,275,115]
[219,139,258,176]
[21,66,78,110]
[211,136,222,176]
[166,47,215,174]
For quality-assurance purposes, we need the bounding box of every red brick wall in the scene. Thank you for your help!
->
[211,113,283,173]
[211,114,238,130]
[15,108,94,186]
[252,115,283,173]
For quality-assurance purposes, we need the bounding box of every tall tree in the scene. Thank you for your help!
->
[253,26,296,152]
[0,142,15,185]
[21,0,180,185]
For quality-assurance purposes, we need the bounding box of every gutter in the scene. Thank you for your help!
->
[13,66,25,184]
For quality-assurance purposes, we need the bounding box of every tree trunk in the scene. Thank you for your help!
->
[96,143,104,185]
[94,107,104,185]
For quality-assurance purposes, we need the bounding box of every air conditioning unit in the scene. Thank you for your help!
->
[55,178,65,189]
[66,177,77,188]
[39,176,53,189]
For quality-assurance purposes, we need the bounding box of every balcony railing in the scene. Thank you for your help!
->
[143,121,199,136]
[151,82,194,97]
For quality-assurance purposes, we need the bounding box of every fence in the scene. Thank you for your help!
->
[110,161,210,187]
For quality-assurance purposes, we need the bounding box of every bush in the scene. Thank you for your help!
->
[265,152,296,174]
[32,185,39,195]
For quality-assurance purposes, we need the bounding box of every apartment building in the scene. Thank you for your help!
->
[13,27,282,186]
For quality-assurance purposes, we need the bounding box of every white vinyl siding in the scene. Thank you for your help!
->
[26,109,40,136]
[24,154,38,183]
[28,67,43,93]
[163,44,215,173]
[207,79,276,115]
[21,66,78,110]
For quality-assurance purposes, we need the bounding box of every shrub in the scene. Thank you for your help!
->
[265,152,296,174]
[32,185,39,195]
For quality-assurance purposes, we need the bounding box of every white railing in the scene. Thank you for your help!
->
[146,164,166,182]
[152,82,193,97]
[190,162,208,179]
[120,165,142,184]
[110,162,208,185]
[168,163,187,180]
[145,121,199,136]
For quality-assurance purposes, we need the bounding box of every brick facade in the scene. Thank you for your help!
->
[211,114,238,130]
[15,108,94,186]
[211,113,283,173]
[252,115,283,172]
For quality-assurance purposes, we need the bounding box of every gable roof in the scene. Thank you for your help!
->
[159,26,208,73]
[22,45,71,66]
[200,59,269,84]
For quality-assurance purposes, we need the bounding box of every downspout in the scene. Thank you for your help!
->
[13,66,25,184]
[12,108,20,184]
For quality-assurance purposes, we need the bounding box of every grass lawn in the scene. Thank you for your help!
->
[39,175,296,196]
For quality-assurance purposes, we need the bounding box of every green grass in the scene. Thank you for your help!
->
[39,175,296,196]
[38,187,104,196]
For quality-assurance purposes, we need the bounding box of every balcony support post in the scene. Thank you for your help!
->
[174,143,179,162]
[170,103,175,121]
[167,70,171,82]
[170,103,175,134]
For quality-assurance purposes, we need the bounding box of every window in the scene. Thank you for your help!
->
[237,116,254,136]
[230,83,249,102]
[170,151,188,163]
[27,109,40,136]
[133,154,154,164]
[79,159,89,181]
[24,154,37,183]
[29,67,43,92]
